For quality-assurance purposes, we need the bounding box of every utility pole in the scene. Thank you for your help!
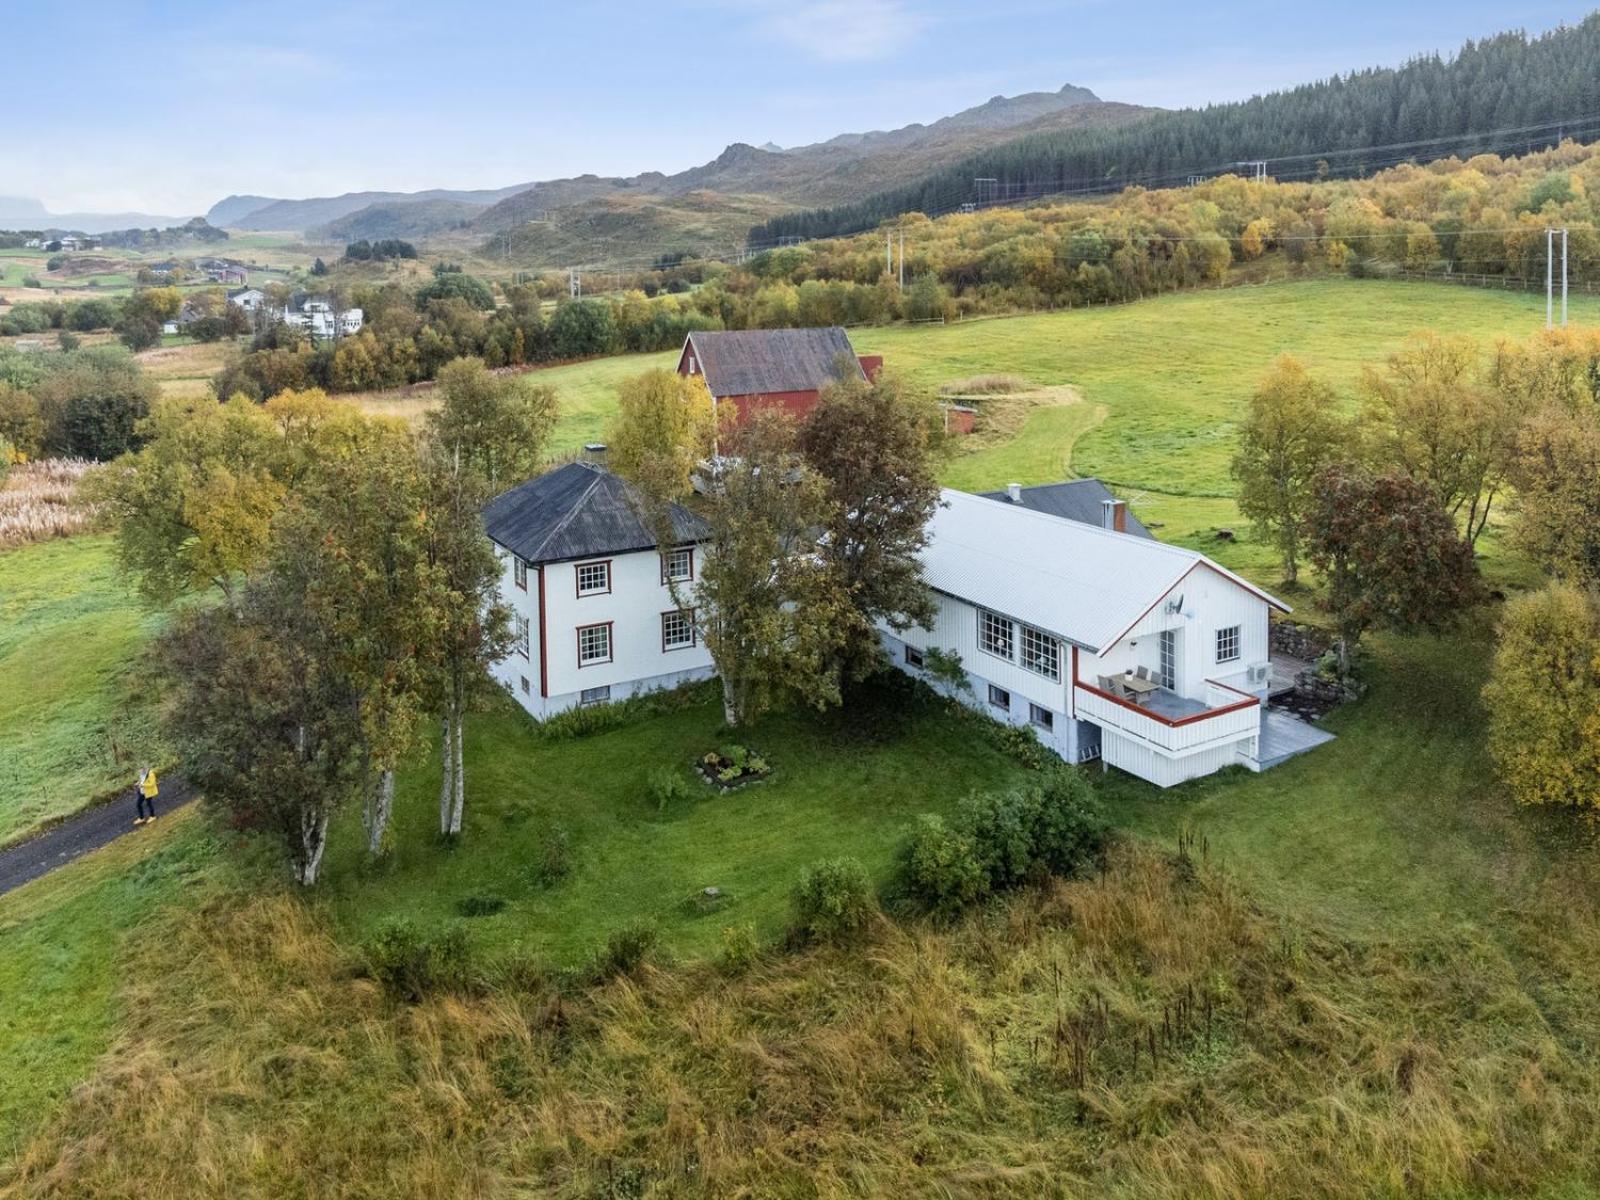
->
[898,228,905,292]
[569,268,581,300]
[1546,228,1569,328]
[886,231,892,277]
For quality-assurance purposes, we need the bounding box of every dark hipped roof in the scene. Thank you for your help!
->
[685,327,864,398]
[483,461,708,565]
[978,479,1154,540]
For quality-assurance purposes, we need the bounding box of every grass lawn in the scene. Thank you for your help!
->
[0,807,212,1154]
[321,681,1034,965]
[0,536,165,845]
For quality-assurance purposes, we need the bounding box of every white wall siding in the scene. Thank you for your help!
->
[492,545,714,721]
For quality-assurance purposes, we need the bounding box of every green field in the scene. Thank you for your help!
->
[0,537,165,845]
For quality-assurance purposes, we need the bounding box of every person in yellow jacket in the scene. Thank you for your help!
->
[135,765,159,825]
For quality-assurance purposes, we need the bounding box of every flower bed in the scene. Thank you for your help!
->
[699,744,772,791]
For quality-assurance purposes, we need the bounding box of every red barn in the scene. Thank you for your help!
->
[677,327,882,426]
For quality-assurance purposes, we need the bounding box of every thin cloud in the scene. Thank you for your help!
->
[761,0,924,62]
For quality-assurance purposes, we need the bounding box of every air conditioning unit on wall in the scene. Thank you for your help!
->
[1247,663,1270,686]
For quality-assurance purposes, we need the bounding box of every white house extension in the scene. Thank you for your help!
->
[484,461,715,718]
[881,484,1321,788]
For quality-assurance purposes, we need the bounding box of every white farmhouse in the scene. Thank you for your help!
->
[228,287,266,312]
[484,461,715,718]
[881,484,1327,788]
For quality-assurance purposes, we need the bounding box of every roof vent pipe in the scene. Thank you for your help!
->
[1007,482,1022,504]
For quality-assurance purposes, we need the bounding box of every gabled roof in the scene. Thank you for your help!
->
[684,327,864,398]
[919,490,1288,655]
[978,479,1155,539]
[482,461,708,566]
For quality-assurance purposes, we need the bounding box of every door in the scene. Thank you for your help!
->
[1158,630,1177,691]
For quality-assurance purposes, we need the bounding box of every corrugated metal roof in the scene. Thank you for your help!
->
[978,479,1155,539]
[920,490,1287,654]
[686,327,865,398]
[482,461,708,565]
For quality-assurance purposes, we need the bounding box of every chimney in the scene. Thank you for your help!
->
[583,442,608,464]
[1007,482,1023,504]
[1101,498,1127,532]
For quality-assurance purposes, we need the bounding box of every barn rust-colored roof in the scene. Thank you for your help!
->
[685,327,865,398]
[483,461,708,565]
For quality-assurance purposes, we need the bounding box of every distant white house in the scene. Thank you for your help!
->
[227,287,266,312]
[280,296,363,340]
[881,484,1318,788]
[484,461,714,718]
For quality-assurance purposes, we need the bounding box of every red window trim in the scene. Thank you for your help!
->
[576,620,614,668]
[661,607,696,652]
[660,546,695,585]
[574,558,613,598]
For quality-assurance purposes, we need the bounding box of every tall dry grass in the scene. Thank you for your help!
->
[0,459,103,549]
[5,843,1600,1198]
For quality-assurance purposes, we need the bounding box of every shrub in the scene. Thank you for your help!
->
[901,813,987,916]
[647,767,695,814]
[364,920,475,1002]
[901,769,1107,916]
[792,856,877,943]
[537,824,571,886]
[590,920,658,981]
[719,923,761,974]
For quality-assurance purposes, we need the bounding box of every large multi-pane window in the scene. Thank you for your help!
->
[1020,625,1061,681]
[576,560,611,596]
[515,616,530,659]
[577,622,612,666]
[1159,629,1177,690]
[1215,624,1241,664]
[661,547,694,583]
[979,609,1015,661]
[661,608,695,651]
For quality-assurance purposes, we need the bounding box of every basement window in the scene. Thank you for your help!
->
[904,645,924,669]
[988,684,1011,712]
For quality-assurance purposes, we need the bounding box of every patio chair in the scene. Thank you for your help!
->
[1134,666,1150,681]
[1097,675,1115,693]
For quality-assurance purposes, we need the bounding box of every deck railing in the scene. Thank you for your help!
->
[1074,678,1260,754]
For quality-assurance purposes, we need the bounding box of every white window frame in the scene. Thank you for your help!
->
[576,560,611,597]
[661,546,694,584]
[512,557,528,591]
[661,608,696,651]
[1216,624,1241,665]
[979,610,1015,662]
[988,684,1010,712]
[1019,625,1061,681]
[577,622,612,666]
[515,615,530,660]
[580,684,611,706]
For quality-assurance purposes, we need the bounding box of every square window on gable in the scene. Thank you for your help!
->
[576,560,611,596]
[1216,624,1241,664]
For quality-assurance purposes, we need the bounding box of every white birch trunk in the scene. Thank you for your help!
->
[438,715,454,834]
[448,706,465,835]
[367,769,395,857]
[297,808,330,886]
[721,676,740,727]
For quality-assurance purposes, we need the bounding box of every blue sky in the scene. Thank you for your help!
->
[3,1,1590,214]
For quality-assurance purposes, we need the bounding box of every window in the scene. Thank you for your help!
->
[577,622,612,666]
[519,676,530,695]
[512,557,527,591]
[1159,629,1177,690]
[576,560,611,597]
[580,684,611,706]
[662,608,695,651]
[515,616,530,659]
[1020,625,1061,681]
[979,610,1015,661]
[1216,625,1241,664]
[661,547,694,584]
[904,645,924,668]
[988,684,1010,712]
[1029,703,1054,731]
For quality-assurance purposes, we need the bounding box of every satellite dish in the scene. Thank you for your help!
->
[1166,593,1185,614]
